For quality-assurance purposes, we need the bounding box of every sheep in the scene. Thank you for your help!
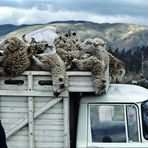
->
[0,35,28,53]
[0,35,31,76]
[56,48,80,70]
[72,56,107,95]
[32,44,68,97]
[64,31,81,47]
[22,34,51,55]
[53,31,82,69]
[53,31,81,51]
[78,38,109,70]
[78,37,125,82]
[108,52,125,83]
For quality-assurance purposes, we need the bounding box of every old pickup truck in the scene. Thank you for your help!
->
[0,70,148,148]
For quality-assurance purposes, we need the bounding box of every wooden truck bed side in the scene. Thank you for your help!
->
[0,69,109,148]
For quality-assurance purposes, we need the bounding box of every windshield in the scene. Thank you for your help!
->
[89,104,139,143]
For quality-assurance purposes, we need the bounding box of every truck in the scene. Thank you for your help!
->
[0,70,148,148]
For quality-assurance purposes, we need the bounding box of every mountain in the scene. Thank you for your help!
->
[1,21,148,51]
[0,24,31,36]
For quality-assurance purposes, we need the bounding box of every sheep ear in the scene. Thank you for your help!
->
[101,43,106,46]
[72,32,76,36]
[45,43,48,47]
[23,34,25,37]
[65,33,69,37]
[31,37,37,43]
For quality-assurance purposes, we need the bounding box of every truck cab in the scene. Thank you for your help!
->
[77,84,148,148]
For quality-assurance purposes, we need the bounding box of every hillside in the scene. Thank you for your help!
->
[0,21,148,52]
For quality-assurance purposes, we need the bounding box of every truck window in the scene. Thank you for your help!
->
[142,101,148,139]
[126,105,139,142]
[89,104,139,143]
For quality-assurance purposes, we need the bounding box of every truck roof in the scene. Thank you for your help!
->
[80,84,148,104]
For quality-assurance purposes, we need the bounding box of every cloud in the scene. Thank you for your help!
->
[0,0,148,26]
[0,5,147,26]
[0,0,54,10]
[52,0,148,18]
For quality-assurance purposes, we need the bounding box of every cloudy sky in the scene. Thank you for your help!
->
[0,0,148,26]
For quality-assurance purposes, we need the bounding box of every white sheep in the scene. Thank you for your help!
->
[54,31,81,51]
[0,35,31,76]
[108,52,125,83]
[73,56,106,95]
[32,44,68,97]
[78,37,125,82]
[78,38,109,70]
[56,48,80,70]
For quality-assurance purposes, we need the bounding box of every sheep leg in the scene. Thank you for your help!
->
[32,55,46,70]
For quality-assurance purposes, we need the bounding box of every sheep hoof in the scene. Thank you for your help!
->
[53,91,60,97]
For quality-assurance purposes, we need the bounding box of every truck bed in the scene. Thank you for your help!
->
[0,70,109,148]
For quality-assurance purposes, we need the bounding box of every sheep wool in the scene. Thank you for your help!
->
[73,56,106,95]
[32,44,68,97]
[0,36,31,76]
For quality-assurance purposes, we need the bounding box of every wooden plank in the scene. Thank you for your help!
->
[0,85,27,90]
[69,85,95,92]
[35,142,64,148]
[28,74,35,148]
[35,119,64,125]
[7,141,29,148]
[34,136,64,142]
[67,71,92,76]
[33,76,52,82]
[1,113,28,118]
[7,128,28,136]
[34,125,63,130]
[0,96,27,101]
[22,71,51,76]
[69,80,93,86]
[6,97,63,138]
[0,90,68,97]
[37,114,63,120]
[28,96,35,148]
[0,101,28,107]
[35,130,64,136]
[8,135,29,141]
[63,97,70,148]
[22,71,92,76]
[33,85,53,91]
[0,107,28,113]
